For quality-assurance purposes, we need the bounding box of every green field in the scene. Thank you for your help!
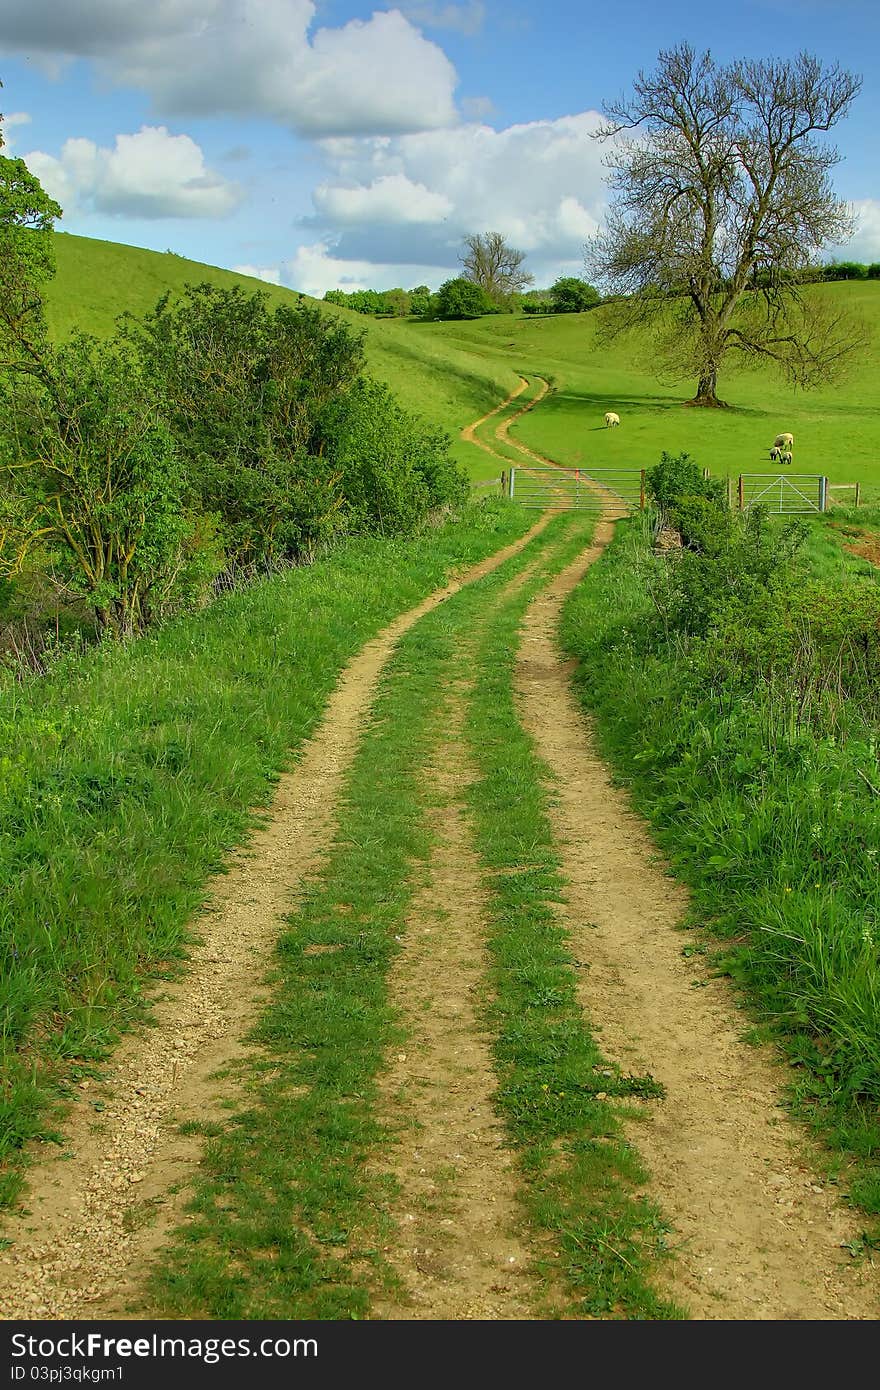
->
[45,234,880,497]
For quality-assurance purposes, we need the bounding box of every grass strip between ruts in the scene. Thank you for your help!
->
[148,512,583,1318]
[152,510,685,1320]
[462,537,685,1320]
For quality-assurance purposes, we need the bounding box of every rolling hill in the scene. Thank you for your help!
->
[45,233,880,496]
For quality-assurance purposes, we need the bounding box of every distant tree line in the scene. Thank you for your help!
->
[325,274,602,321]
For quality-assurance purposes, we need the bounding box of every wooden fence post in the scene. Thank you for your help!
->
[737,475,744,511]
[640,469,646,510]
[501,470,506,497]
[856,481,861,508]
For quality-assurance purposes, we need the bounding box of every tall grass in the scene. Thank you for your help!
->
[560,515,880,1222]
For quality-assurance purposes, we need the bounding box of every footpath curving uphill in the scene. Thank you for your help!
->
[0,383,877,1321]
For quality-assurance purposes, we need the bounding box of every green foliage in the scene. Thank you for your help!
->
[0,335,205,635]
[550,277,600,313]
[0,110,62,378]
[125,282,366,566]
[320,377,468,533]
[434,277,493,320]
[645,450,726,533]
[822,261,869,281]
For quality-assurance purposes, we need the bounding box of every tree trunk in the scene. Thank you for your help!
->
[685,363,729,407]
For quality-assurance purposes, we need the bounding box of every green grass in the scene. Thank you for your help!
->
[149,513,681,1320]
[559,514,880,1232]
[0,498,531,1207]
[45,234,880,494]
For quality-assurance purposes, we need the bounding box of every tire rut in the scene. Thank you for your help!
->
[0,515,551,1321]
[514,530,880,1320]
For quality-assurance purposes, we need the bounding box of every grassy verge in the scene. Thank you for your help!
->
[0,499,532,1206]
[560,514,880,1235]
[150,511,682,1319]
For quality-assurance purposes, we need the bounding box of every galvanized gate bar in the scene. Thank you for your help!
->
[738,474,826,514]
[507,466,645,511]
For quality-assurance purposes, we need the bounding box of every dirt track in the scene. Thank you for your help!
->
[1,385,877,1321]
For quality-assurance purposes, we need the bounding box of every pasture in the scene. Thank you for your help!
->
[45,236,880,499]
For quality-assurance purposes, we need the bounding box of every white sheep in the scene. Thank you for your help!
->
[769,446,781,462]
[604,411,620,428]
[780,449,793,466]
[772,432,794,450]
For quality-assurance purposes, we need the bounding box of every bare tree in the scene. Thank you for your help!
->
[587,45,865,405]
[459,231,534,303]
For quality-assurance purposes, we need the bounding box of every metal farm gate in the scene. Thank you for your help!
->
[505,466,646,512]
[736,474,828,514]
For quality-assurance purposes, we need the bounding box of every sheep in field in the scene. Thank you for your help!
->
[604,411,620,427]
[773,432,794,450]
[780,449,793,466]
[769,446,781,462]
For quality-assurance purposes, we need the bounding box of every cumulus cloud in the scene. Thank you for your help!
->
[313,173,453,225]
[305,111,608,285]
[284,240,444,298]
[0,0,459,138]
[838,199,880,263]
[232,263,282,285]
[25,126,241,219]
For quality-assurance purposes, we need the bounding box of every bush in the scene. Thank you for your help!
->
[434,277,493,319]
[645,450,726,532]
[549,277,600,313]
[125,284,365,567]
[0,335,205,635]
[320,378,468,533]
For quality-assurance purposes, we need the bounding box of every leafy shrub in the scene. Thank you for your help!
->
[434,278,493,319]
[645,450,726,534]
[321,378,468,533]
[125,283,365,567]
[0,335,205,635]
[549,277,600,313]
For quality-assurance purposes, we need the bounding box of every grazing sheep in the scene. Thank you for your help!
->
[780,449,793,466]
[773,432,794,450]
[604,411,620,427]
[769,446,781,462]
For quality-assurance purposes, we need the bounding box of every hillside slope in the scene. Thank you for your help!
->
[44,234,880,491]
[45,234,517,479]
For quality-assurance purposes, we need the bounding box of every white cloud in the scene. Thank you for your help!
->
[0,1,460,138]
[314,173,453,225]
[402,2,486,35]
[836,199,880,263]
[284,241,446,298]
[232,263,282,285]
[25,126,241,219]
[0,111,32,152]
[306,111,609,284]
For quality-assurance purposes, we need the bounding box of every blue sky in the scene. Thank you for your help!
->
[0,0,877,295]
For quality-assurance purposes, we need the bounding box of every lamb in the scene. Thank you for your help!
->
[604,411,620,427]
[780,449,793,466]
[769,446,781,462]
